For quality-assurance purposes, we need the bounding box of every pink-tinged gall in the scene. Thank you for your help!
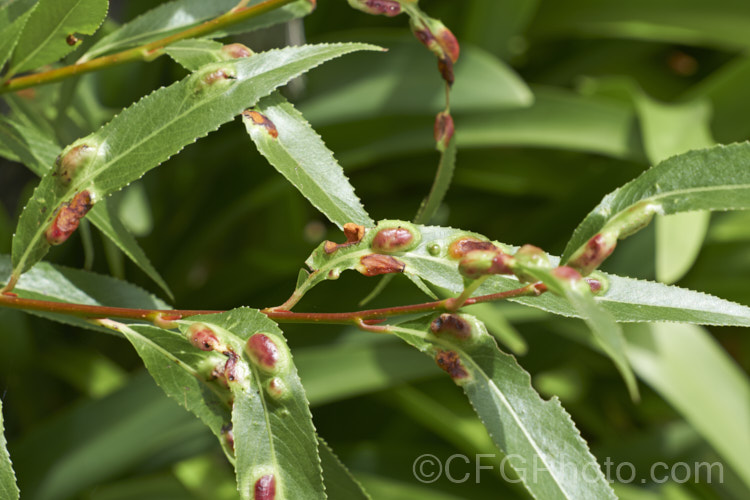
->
[188,324,221,351]
[254,474,276,500]
[371,227,414,253]
[246,333,282,373]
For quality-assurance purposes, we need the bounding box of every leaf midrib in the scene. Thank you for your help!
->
[17,49,327,274]
[393,325,579,499]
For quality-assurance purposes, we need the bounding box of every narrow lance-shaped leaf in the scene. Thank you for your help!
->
[6,0,108,77]
[0,114,172,299]
[179,309,324,500]
[0,0,37,72]
[114,323,235,458]
[243,93,374,228]
[391,313,616,500]
[82,0,313,61]
[0,254,168,332]
[8,43,379,288]
[562,142,750,273]
[167,39,373,228]
[624,323,750,491]
[298,220,750,328]
[414,111,456,224]
[318,437,371,500]
[623,81,715,284]
[508,248,638,400]
[0,399,19,500]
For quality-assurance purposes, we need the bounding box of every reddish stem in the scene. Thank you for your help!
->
[0,282,545,326]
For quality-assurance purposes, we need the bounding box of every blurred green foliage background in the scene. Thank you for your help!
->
[1,1,749,498]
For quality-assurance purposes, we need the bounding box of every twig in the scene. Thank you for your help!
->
[0,0,298,94]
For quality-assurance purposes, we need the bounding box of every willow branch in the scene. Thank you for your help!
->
[0,282,546,327]
[0,0,298,94]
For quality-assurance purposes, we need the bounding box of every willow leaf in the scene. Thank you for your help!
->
[414,132,457,224]
[181,309,324,500]
[243,92,373,228]
[7,0,108,76]
[9,43,379,284]
[0,254,167,332]
[0,0,36,71]
[562,142,750,264]
[0,399,19,500]
[167,40,373,228]
[624,323,750,491]
[118,323,234,457]
[318,437,371,500]
[300,221,750,327]
[0,114,172,298]
[511,263,637,400]
[392,315,616,500]
[82,0,312,61]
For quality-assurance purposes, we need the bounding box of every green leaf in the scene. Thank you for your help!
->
[295,335,436,406]
[9,42,379,283]
[626,83,714,284]
[6,0,108,76]
[624,323,750,490]
[165,39,227,71]
[0,114,172,298]
[168,40,374,228]
[562,142,750,265]
[318,437,371,500]
[510,259,638,400]
[9,371,210,500]
[0,0,37,72]
[82,0,312,61]
[243,92,373,228]
[323,87,642,168]
[0,254,167,332]
[392,314,616,500]
[531,0,750,50]
[300,221,750,328]
[88,202,173,300]
[301,39,532,124]
[119,323,234,457]
[414,132,456,224]
[0,399,19,500]
[179,308,325,500]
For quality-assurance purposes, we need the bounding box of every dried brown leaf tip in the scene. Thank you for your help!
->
[243,109,279,139]
[358,254,406,276]
[45,190,93,245]
[323,222,365,254]
[254,474,276,500]
[435,349,470,381]
[431,313,472,341]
